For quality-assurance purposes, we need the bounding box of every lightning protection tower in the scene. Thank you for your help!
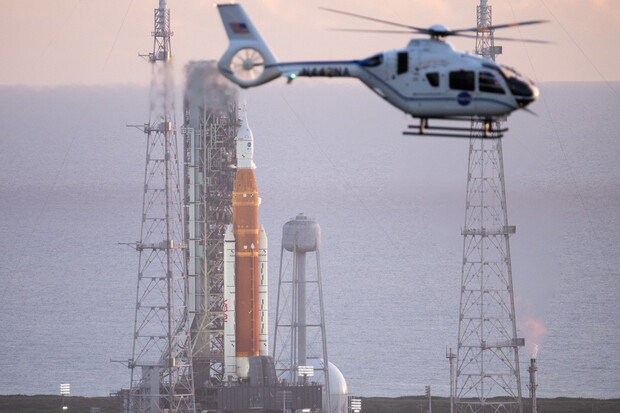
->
[274,214,331,412]
[128,1,195,412]
[455,1,524,413]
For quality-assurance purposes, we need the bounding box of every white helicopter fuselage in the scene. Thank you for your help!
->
[274,39,526,118]
[216,3,538,120]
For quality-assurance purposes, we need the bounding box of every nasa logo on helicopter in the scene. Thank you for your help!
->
[215,4,547,138]
[457,92,473,106]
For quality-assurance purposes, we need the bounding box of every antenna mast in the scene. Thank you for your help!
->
[454,1,524,412]
[128,1,196,412]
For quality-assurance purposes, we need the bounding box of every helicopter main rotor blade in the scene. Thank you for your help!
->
[320,7,428,33]
[322,7,548,43]
[449,19,549,35]
[329,28,416,34]
[446,32,550,43]
[329,28,549,44]
[481,35,550,44]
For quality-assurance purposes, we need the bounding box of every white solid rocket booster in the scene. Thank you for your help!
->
[258,224,268,356]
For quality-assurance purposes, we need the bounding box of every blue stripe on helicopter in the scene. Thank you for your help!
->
[267,60,517,111]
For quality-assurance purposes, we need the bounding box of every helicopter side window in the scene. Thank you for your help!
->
[397,52,408,75]
[449,70,475,91]
[362,54,383,67]
[426,72,439,87]
[479,71,505,94]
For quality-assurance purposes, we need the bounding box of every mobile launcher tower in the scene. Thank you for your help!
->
[182,61,239,392]
[182,63,322,412]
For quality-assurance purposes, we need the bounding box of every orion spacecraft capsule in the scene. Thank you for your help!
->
[224,108,268,379]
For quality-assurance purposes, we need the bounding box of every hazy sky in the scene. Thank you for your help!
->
[2,0,619,86]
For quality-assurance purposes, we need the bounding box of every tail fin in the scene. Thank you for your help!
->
[217,4,281,88]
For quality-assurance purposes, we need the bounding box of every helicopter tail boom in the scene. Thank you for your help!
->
[217,4,281,88]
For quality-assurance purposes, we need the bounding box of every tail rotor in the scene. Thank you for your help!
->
[230,48,265,82]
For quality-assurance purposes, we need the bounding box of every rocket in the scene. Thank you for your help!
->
[223,107,268,379]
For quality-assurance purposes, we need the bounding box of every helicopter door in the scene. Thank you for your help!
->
[410,48,422,84]
[397,52,408,75]
[447,70,477,114]
[390,51,412,97]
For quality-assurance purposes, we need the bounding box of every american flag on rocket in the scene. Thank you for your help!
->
[230,22,250,34]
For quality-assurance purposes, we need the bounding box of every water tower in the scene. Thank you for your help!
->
[273,214,349,413]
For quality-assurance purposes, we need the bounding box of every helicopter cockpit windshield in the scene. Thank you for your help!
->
[496,64,539,107]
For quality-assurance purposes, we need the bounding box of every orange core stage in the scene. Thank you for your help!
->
[232,168,260,362]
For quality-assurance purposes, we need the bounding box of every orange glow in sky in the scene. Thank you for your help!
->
[2,0,619,86]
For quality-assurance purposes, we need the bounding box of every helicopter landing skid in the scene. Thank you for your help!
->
[403,117,508,139]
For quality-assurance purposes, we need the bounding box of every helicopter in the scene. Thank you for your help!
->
[216,4,546,137]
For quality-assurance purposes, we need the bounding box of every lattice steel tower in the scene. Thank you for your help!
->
[455,1,524,412]
[128,1,195,412]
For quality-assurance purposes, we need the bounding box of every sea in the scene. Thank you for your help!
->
[0,80,619,398]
